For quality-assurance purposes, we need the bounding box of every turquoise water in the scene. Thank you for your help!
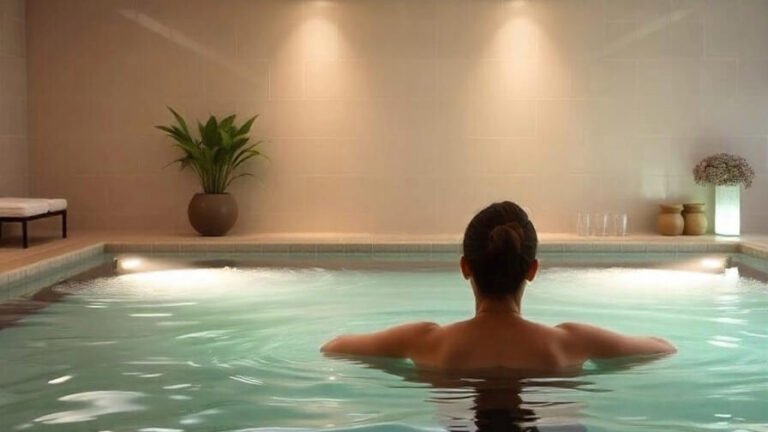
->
[0,257,767,431]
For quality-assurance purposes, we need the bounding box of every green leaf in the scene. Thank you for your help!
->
[219,114,237,132]
[235,116,256,136]
[168,107,191,136]
[157,109,266,193]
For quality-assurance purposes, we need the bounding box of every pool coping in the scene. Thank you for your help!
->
[103,239,743,254]
[0,236,768,301]
[0,244,105,301]
[2,237,768,299]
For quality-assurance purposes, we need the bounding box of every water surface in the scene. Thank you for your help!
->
[0,257,766,431]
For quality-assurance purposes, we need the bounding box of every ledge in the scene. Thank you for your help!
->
[1,232,767,299]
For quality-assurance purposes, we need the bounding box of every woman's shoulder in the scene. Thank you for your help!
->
[394,321,441,334]
[554,321,676,358]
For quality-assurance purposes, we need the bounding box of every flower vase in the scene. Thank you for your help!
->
[715,185,740,236]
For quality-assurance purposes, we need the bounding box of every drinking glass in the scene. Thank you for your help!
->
[576,213,590,237]
[612,213,629,237]
[591,212,609,236]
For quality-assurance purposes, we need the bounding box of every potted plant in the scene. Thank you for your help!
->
[693,153,754,236]
[157,108,264,236]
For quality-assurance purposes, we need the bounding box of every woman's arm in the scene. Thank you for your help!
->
[321,322,438,358]
[557,322,676,359]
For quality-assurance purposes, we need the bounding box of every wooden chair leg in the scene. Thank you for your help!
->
[62,211,68,239]
[22,220,28,249]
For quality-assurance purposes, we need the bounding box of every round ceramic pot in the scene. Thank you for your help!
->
[657,204,684,236]
[682,203,707,236]
[188,193,238,236]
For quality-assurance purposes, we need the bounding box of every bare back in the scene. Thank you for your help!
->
[409,316,585,371]
[322,316,676,371]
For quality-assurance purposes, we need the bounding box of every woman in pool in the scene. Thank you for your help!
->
[322,201,676,371]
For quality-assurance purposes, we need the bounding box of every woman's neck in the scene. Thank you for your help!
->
[475,296,522,317]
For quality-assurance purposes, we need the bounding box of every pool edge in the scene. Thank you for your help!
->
[3,237,768,299]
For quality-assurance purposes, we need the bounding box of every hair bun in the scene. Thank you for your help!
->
[462,201,538,299]
[487,222,524,258]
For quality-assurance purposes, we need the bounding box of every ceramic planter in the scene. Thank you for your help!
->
[657,204,684,236]
[188,193,238,236]
[682,203,707,236]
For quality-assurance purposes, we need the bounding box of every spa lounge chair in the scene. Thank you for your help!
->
[0,198,68,248]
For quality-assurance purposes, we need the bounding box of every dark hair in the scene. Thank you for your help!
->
[462,201,538,298]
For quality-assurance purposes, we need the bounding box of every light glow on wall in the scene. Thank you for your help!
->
[489,4,541,61]
[304,2,340,61]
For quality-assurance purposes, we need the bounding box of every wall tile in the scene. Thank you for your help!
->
[435,0,472,59]
[738,59,768,101]
[740,0,768,58]
[604,20,669,60]
[0,0,25,20]
[702,0,743,58]
[1,1,26,196]
[24,0,768,235]
[668,0,704,58]
[606,0,670,22]
[471,97,536,138]
[269,55,305,100]
[235,0,305,61]
[742,175,768,232]
[726,137,768,176]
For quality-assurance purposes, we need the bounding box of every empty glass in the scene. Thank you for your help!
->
[612,213,629,237]
[578,211,628,237]
[591,212,609,236]
[577,212,590,237]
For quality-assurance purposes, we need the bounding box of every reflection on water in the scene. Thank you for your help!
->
[431,380,587,432]
[336,356,594,432]
[33,391,145,425]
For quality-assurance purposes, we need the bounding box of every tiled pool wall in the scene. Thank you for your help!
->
[101,239,744,255]
[2,239,768,300]
[0,244,105,301]
[738,241,768,260]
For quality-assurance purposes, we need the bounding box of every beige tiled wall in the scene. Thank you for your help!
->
[27,0,768,235]
[0,0,26,196]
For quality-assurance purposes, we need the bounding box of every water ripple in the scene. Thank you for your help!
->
[33,391,145,424]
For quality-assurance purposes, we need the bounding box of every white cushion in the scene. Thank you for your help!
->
[0,198,68,217]
[46,199,68,212]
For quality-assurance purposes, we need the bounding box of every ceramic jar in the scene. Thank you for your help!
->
[682,203,707,236]
[188,193,239,236]
[657,204,684,236]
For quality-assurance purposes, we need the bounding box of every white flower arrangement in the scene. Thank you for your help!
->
[693,153,754,189]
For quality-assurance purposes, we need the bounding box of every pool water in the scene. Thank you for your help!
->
[0,257,767,431]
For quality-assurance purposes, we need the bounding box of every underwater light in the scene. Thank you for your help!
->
[700,258,725,270]
[116,257,143,271]
[113,256,235,275]
[121,268,222,287]
[649,255,731,274]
